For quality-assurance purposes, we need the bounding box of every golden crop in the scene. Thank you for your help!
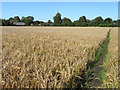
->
[2,26,111,88]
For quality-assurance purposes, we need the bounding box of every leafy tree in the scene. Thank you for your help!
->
[39,21,44,24]
[1,19,6,26]
[99,17,113,27]
[73,16,87,26]
[86,19,91,26]
[62,17,73,26]
[109,20,117,27]
[88,20,95,26]
[48,20,52,26]
[8,17,14,25]
[0,15,118,27]
[79,16,87,26]
[21,16,25,22]
[117,20,120,27]
[21,16,34,26]
[4,20,10,26]
[93,16,104,26]
[39,21,45,26]
[79,16,87,22]
[0,20,1,25]
[104,17,112,24]
[73,20,80,26]
[14,16,20,22]
[1,19,9,26]
[32,21,40,26]
[27,16,34,21]
[34,21,40,24]
[53,12,62,26]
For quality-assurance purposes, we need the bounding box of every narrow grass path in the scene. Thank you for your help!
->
[78,29,111,88]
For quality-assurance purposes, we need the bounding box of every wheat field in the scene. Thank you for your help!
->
[2,26,115,88]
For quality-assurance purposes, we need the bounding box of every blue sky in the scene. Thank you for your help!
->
[2,2,118,22]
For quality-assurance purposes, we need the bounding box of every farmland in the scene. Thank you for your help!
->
[101,28,118,88]
[1,26,118,88]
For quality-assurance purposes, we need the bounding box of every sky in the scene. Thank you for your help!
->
[1,0,119,2]
[2,2,118,22]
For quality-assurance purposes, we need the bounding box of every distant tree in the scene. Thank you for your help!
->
[73,20,80,26]
[1,19,9,26]
[48,20,52,26]
[113,20,117,24]
[93,16,104,26]
[14,16,20,22]
[86,19,91,26]
[21,16,25,22]
[0,14,118,27]
[1,19,6,26]
[89,20,96,26]
[110,20,117,27]
[62,17,73,26]
[8,17,14,25]
[32,21,40,26]
[53,12,62,26]
[27,16,34,21]
[39,21,44,24]
[79,16,87,26]
[79,16,87,22]
[25,16,34,26]
[34,21,40,24]
[21,16,34,26]
[73,16,87,26]
[99,17,113,27]
[39,21,45,26]
[104,17,112,24]
[3,20,9,26]
[117,20,120,27]
[0,19,2,26]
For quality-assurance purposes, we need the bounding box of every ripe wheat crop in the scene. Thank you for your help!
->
[2,26,110,88]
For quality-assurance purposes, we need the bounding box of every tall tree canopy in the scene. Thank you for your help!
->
[21,16,34,26]
[74,16,87,26]
[62,17,73,26]
[8,17,14,25]
[104,17,112,24]
[48,20,52,26]
[0,13,118,27]
[93,16,104,26]
[14,16,20,22]
[73,20,80,26]
[79,16,87,22]
[53,12,62,26]
[79,16,87,26]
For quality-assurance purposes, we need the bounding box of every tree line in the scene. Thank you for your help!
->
[0,12,119,27]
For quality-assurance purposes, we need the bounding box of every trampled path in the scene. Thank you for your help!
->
[78,30,110,88]
[87,39,109,87]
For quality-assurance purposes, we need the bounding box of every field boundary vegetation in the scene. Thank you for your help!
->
[0,12,119,27]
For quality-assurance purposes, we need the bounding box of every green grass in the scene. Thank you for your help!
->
[98,30,111,82]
